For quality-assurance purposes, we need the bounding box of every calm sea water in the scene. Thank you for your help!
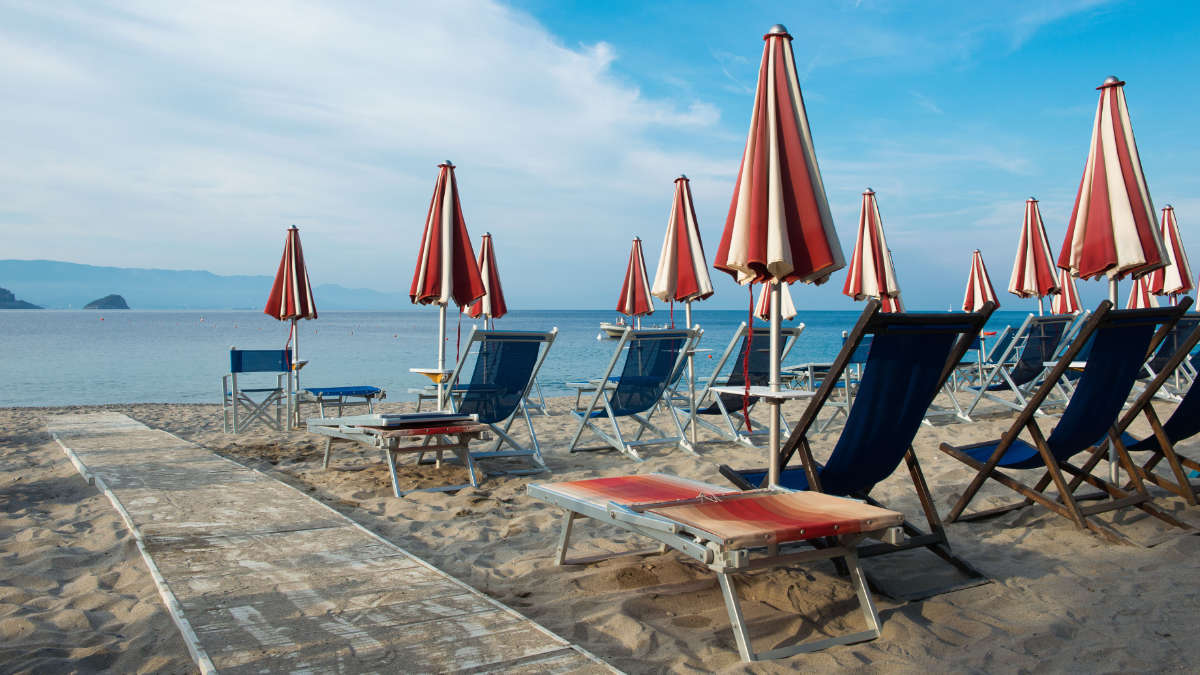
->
[0,308,1031,407]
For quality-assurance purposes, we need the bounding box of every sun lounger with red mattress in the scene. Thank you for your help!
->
[528,473,904,662]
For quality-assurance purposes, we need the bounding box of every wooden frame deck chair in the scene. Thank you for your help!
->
[527,473,904,662]
[1137,315,1200,400]
[568,327,700,460]
[675,321,804,446]
[962,313,1077,416]
[1106,316,1200,505]
[221,348,292,433]
[938,299,1198,544]
[718,299,996,599]
[438,328,558,475]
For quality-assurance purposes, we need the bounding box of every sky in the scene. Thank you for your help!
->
[2,0,1199,310]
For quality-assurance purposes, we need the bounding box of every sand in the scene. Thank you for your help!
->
[3,393,1199,673]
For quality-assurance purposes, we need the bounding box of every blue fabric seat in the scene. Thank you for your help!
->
[939,300,1197,543]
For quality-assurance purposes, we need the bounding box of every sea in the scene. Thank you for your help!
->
[0,308,1032,407]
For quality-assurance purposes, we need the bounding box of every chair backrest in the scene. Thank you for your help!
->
[230,348,291,374]
[610,329,694,416]
[451,330,557,424]
[1005,315,1073,384]
[1024,302,1189,463]
[1147,316,1200,373]
[710,323,804,407]
[776,300,995,495]
[983,325,1015,363]
[1118,313,1200,448]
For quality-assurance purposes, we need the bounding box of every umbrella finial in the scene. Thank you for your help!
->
[676,174,688,182]
[1164,204,1173,210]
[767,24,788,35]
[439,159,455,168]
[1098,75,1124,89]
[1028,196,1037,202]
[863,187,874,195]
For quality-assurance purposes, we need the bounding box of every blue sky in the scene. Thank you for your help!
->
[2,0,1198,310]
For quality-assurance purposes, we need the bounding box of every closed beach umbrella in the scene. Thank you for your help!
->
[754,281,796,321]
[264,225,317,369]
[963,250,999,312]
[1008,197,1060,315]
[842,188,903,312]
[1058,76,1167,302]
[467,232,507,328]
[1052,268,1083,314]
[617,236,654,328]
[1127,275,1158,309]
[651,175,713,449]
[1149,205,1193,303]
[410,161,486,405]
[714,24,845,486]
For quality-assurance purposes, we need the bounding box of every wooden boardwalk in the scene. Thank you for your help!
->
[48,412,610,674]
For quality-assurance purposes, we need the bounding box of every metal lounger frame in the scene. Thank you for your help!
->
[528,476,901,662]
[568,327,701,460]
[963,312,1084,417]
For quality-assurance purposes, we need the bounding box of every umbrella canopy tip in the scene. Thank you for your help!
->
[766,23,789,36]
[863,187,874,195]
[1099,75,1123,89]
[1164,204,1173,210]
[439,159,455,168]
[1027,196,1037,202]
[676,174,688,181]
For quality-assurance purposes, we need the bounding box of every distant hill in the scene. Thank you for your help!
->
[0,260,408,310]
[0,286,41,309]
[84,294,130,309]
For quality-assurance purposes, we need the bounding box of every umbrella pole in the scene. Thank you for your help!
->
[1107,277,1120,483]
[686,300,696,450]
[1037,297,1044,316]
[1109,278,1118,304]
[438,304,447,409]
[290,318,298,430]
[768,279,782,488]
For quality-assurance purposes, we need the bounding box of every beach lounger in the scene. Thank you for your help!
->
[527,473,904,661]
[719,300,995,597]
[299,385,385,417]
[674,322,804,446]
[1107,317,1200,505]
[436,328,558,475]
[962,313,1078,416]
[306,412,489,496]
[568,327,701,460]
[938,300,1197,544]
[221,348,292,433]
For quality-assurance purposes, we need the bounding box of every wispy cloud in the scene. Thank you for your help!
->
[909,91,944,115]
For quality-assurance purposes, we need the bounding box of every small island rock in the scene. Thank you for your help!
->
[0,287,42,309]
[83,294,130,310]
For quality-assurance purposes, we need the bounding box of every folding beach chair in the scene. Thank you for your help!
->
[938,300,1198,544]
[437,328,558,475]
[675,322,804,446]
[568,327,700,460]
[1106,317,1200,505]
[962,313,1077,416]
[528,473,904,661]
[1137,315,1200,400]
[719,300,995,598]
[221,348,292,433]
[813,332,873,431]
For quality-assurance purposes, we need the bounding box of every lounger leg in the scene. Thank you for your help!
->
[846,548,882,636]
[322,437,333,470]
[717,573,754,662]
[555,511,577,566]
[384,442,403,499]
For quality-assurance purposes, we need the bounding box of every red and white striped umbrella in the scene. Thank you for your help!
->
[467,232,507,326]
[410,161,486,308]
[713,24,844,287]
[409,161,485,405]
[652,175,713,304]
[754,281,796,320]
[713,24,844,487]
[1008,197,1060,313]
[1127,275,1158,309]
[1149,205,1193,299]
[842,188,903,312]
[265,225,317,323]
[963,250,1000,312]
[1052,268,1082,314]
[1058,77,1166,290]
[617,237,654,323]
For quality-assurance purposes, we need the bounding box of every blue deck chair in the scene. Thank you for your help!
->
[1138,315,1200,400]
[719,300,996,599]
[1104,317,1200,505]
[813,332,874,431]
[673,322,804,447]
[435,328,558,475]
[222,348,292,433]
[939,300,1197,544]
[963,313,1077,416]
[568,327,700,461]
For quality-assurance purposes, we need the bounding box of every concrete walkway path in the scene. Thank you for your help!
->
[48,412,609,674]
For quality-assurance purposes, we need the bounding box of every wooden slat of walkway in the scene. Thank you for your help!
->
[49,412,611,675]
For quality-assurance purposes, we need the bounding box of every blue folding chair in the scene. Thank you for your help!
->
[439,328,558,475]
[1138,315,1200,400]
[568,327,700,461]
[222,348,292,433]
[719,300,996,599]
[963,313,1078,416]
[940,300,1197,544]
